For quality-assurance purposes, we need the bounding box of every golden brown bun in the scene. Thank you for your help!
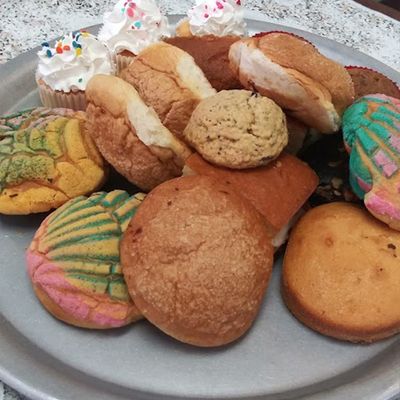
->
[33,285,142,329]
[282,202,400,343]
[186,152,318,235]
[165,35,242,91]
[229,33,355,133]
[86,74,191,192]
[121,175,274,347]
[120,42,216,141]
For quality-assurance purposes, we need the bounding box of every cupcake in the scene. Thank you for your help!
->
[176,0,247,37]
[98,0,170,73]
[36,31,114,111]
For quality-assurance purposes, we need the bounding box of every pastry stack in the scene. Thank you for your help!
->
[1,0,399,347]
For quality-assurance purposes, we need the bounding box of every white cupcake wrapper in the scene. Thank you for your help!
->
[116,54,135,75]
[37,81,86,111]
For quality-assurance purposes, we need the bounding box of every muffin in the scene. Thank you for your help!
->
[36,31,114,110]
[27,190,145,329]
[282,202,400,343]
[121,175,274,347]
[98,0,170,73]
[0,107,106,214]
[183,90,288,169]
[176,0,246,38]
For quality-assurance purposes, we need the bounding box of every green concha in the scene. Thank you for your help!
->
[39,190,145,301]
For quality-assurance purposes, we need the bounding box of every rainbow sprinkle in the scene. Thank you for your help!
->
[46,49,52,57]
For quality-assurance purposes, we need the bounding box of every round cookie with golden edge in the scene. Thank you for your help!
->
[120,42,216,141]
[121,175,274,347]
[282,202,400,343]
[86,74,192,192]
[183,90,288,169]
[27,190,145,329]
[0,107,106,215]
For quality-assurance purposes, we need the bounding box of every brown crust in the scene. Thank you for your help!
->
[256,33,355,115]
[85,75,187,191]
[186,152,318,234]
[32,284,142,329]
[120,42,215,141]
[121,175,274,347]
[282,203,400,343]
[346,66,400,100]
[165,35,242,91]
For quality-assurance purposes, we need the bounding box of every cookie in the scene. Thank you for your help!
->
[0,108,106,214]
[282,202,400,343]
[346,66,400,100]
[27,190,145,329]
[121,175,273,347]
[183,90,288,169]
[86,75,191,192]
[342,94,400,230]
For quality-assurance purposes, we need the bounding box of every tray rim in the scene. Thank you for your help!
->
[0,11,399,400]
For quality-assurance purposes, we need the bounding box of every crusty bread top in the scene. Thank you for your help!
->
[186,152,318,234]
[86,74,191,162]
[121,175,273,347]
[256,33,355,114]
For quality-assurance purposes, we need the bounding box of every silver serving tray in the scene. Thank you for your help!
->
[0,12,399,400]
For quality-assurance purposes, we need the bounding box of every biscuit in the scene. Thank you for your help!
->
[183,90,288,169]
[121,175,274,347]
[282,202,400,343]
[86,75,192,192]
[27,190,145,329]
[0,107,106,214]
[342,94,400,230]
[120,42,216,141]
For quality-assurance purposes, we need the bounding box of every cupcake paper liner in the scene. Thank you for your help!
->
[37,79,86,111]
[116,53,135,75]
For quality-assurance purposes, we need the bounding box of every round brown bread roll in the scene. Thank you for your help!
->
[120,42,216,141]
[121,175,274,347]
[86,74,191,191]
[282,202,400,343]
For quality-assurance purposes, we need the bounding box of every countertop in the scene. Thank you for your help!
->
[0,0,399,399]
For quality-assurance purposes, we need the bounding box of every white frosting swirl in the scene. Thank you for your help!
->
[36,32,114,92]
[188,0,246,36]
[98,0,170,55]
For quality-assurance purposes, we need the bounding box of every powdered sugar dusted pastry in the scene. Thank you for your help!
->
[183,90,288,169]
[342,94,400,230]
[27,190,145,329]
[120,42,216,140]
[229,32,355,133]
[86,74,191,191]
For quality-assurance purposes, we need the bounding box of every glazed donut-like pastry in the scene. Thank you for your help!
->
[27,190,145,329]
[0,107,106,214]
[342,94,400,230]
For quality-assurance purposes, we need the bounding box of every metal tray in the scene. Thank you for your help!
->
[0,12,399,400]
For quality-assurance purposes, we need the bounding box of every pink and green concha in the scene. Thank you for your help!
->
[342,94,400,230]
[26,190,145,329]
